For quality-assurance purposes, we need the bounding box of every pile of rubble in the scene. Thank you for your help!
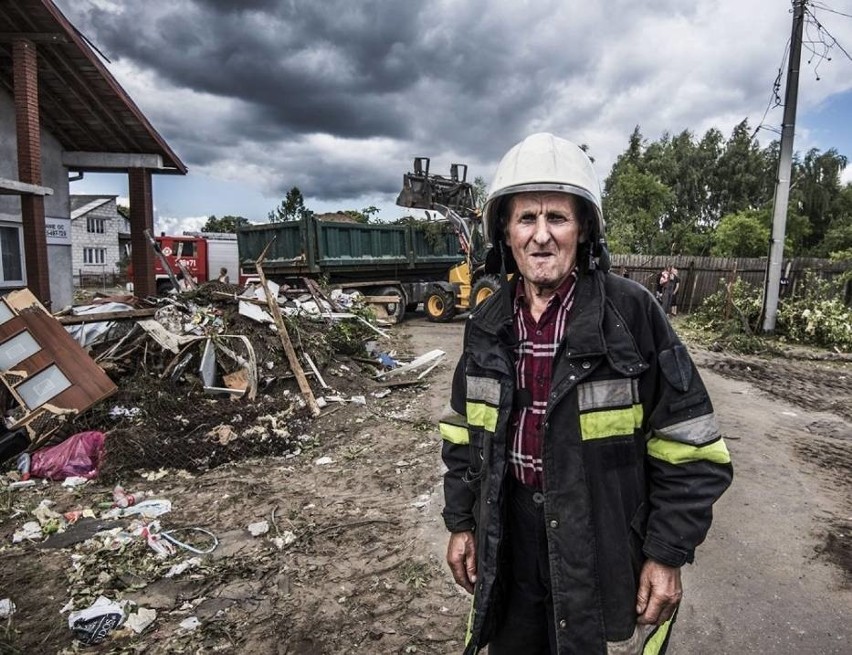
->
[0,277,447,649]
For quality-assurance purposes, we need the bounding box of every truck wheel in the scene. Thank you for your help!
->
[425,288,455,322]
[375,286,406,323]
[470,275,500,310]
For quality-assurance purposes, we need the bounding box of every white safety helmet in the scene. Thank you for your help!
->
[482,133,608,273]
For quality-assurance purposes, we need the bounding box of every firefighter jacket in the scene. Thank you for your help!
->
[439,270,733,655]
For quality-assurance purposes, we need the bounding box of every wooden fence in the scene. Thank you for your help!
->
[610,254,852,313]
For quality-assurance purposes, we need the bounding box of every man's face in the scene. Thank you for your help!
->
[505,192,585,290]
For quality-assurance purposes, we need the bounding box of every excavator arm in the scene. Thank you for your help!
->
[395,157,483,263]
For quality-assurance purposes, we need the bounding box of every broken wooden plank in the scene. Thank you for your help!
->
[57,308,158,325]
[255,239,321,417]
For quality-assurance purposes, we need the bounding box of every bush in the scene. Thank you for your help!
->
[775,274,852,351]
[688,273,852,352]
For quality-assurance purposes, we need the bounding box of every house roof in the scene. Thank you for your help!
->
[69,194,114,218]
[0,0,187,174]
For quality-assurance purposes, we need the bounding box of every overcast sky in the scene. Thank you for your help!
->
[56,0,852,234]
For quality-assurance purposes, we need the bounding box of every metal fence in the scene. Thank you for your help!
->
[610,255,852,313]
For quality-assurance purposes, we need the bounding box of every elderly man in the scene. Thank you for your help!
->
[439,133,732,655]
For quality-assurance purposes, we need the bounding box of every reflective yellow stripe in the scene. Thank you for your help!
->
[440,422,470,445]
[579,404,644,441]
[643,616,673,655]
[646,436,731,465]
[466,401,498,432]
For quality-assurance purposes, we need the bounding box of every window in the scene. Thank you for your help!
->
[87,217,105,233]
[174,240,197,258]
[83,248,106,265]
[0,226,24,283]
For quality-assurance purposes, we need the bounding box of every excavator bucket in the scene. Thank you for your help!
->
[396,157,476,213]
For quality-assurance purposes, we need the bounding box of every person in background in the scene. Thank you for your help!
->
[439,133,732,655]
[669,266,681,316]
[216,267,230,284]
[655,266,669,304]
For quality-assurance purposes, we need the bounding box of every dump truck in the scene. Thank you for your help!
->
[236,213,464,322]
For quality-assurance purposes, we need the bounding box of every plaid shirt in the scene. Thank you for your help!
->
[509,270,578,489]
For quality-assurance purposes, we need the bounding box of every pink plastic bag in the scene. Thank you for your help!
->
[30,431,106,480]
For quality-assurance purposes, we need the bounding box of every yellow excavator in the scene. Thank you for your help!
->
[396,158,500,322]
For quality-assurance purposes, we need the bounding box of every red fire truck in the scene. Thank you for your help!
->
[127,232,239,294]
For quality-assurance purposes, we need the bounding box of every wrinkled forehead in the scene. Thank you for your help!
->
[507,191,580,216]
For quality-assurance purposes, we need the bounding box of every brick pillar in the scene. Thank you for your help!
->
[13,38,51,305]
[129,168,156,297]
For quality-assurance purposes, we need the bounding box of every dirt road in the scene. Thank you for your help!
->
[1,315,850,654]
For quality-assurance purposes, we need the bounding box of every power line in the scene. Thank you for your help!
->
[805,4,852,63]
[809,2,852,20]
[750,38,790,141]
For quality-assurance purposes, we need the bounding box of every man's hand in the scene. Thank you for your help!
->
[446,531,477,593]
[636,560,682,625]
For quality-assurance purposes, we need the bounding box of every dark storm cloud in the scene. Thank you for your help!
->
[53,0,819,207]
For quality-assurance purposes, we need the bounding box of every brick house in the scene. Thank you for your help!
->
[69,195,130,279]
[0,0,186,308]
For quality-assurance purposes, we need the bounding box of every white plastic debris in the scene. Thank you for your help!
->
[103,499,172,519]
[67,596,126,645]
[247,520,270,537]
[165,557,202,578]
[314,456,334,466]
[372,389,391,399]
[0,599,16,619]
[125,607,157,634]
[179,616,200,632]
[411,494,430,509]
[12,521,43,543]
[62,476,89,488]
[272,530,298,550]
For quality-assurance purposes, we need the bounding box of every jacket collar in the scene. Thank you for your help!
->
[469,271,647,375]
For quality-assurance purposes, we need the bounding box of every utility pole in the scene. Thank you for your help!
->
[762,0,806,332]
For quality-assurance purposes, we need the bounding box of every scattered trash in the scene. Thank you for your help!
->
[248,520,270,537]
[0,598,16,619]
[9,520,38,549]
[179,616,200,632]
[103,499,172,519]
[376,349,445,381]
[273,530,298,550]
[112,485,137,508]
[372,389,391,399]
[141,521,176,557]
[109,406,141,419]
[8,480,36,490]
[125,607,157,634]
[314,456,334,466]
[61,476,90,487]
[68,596,126,645]
[29,431,106,481]
[164,557,202,578]
[161,527,219,554]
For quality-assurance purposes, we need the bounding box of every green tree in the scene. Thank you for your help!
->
[790,148,849,254]
[711,210,770,257]
[603,163,674,254]
[201,214,250,232]
[472,176,488,210]
[268,187,313,222]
